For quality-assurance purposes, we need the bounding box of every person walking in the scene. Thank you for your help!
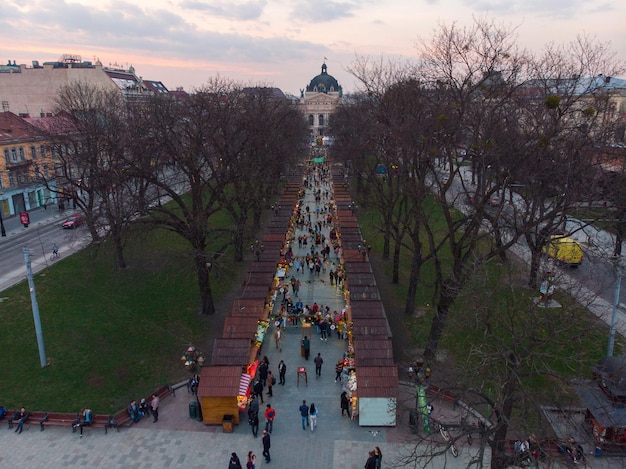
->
[314,353,323,377]
[246,451,256,469]
[259,360,269,387]
[267,371,275,397]
[302,335,310,360]
[364,450,377,469]
[340,391,350,417]
[309,403,318,432]
[150,393,160,423]
[253,380,264,404]
[248,396,260,437]
[374,446,383,469]
[262,430,271,463]
[299,400,309,430]
[265,404,276,433]
[335,359,344,383]
[228,452,243,469]
[278,360,286,385]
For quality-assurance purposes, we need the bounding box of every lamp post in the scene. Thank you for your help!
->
[0,206,5,236]
[0,191,6,236]
[608,256,626,357]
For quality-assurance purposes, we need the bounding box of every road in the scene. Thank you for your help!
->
[0,208,90,293]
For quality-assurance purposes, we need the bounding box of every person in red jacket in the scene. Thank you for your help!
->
[264,404,276,433]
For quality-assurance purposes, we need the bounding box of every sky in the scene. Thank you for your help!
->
[1,0,625,96]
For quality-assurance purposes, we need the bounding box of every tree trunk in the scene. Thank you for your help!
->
[234,221,245,262]
[423,281,456,360]
[392,237,401,284]
[195,252,215,315]
[382,228,390,260]
[404,248,423,315]
[491,370,517,468]
[114,236,126,269]
[528,247,542,289]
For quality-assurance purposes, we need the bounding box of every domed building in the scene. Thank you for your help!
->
[298,62,343,138]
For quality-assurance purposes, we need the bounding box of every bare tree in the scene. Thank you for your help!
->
[52,82,141,265]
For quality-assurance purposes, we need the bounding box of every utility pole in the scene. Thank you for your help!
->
[23,247,47,367]
[608,256,625,357]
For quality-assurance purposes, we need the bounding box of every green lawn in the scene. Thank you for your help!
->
[357,204,624,391]
[0,225,237,414]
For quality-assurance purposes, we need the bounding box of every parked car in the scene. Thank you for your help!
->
[542,234,584,267]
[62,214,83,229]
[489,195,503,207]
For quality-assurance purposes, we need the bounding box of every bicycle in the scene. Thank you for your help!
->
[434,419,459,457]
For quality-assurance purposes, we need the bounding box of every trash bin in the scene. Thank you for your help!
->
[189,401,199,420]
[222,414,234,433]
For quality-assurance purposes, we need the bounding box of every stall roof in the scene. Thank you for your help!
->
[353,338,395,367]
[356,366,398,398]
[198,366,242,397]
[230,300,266,317]
[223,317,258,339]
[352,318,391,337]
[343,262,373,274]
[576,379,626,429]
[210,338,252,366]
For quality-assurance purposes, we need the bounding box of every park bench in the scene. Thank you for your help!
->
[6,383,176,435]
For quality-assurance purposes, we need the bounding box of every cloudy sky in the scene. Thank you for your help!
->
[1,0,625,96]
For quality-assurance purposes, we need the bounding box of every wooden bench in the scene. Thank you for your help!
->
[7,383,176,435]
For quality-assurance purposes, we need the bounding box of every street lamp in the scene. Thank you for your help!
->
[608,256,626,357]
[0,192,6,236]
[0,206,5,236]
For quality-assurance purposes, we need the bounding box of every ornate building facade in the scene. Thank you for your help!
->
[298,62,342,138]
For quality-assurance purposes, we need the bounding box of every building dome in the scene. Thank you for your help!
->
[306,63,341,94]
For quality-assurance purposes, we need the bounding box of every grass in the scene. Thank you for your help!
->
[0,224,238,414]
[357,203,625,389]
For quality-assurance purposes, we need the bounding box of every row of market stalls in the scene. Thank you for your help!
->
[197,159,398,428]
[331,168,398,426]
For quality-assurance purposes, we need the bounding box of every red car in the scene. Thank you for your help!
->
[62,213,83,229]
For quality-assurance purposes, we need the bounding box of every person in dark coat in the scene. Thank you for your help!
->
[258,361,269,386]
[228,452,243,469]
[278,360,287,385]
[262,430,271,463]
[341,391,350,417]
[253,380,264,404]
[302,336,310,360]
[364,450,377,469]
[248,396,260,437]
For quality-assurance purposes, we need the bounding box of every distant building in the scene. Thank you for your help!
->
[298,62,342,138]
[0,54,174,116]
[0,111,58,217]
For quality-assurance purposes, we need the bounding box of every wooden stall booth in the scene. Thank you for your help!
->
[198,366,242,426]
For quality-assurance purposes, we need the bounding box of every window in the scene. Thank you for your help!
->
[19,147,25,161]
[31,145,37,159]
[3,149,8,164]
[308,114,314,126]
[11,148,17,162]
[40,145,46,159]
[9,172,16,186]
[319,114,324,126]
[43,163,49,179]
